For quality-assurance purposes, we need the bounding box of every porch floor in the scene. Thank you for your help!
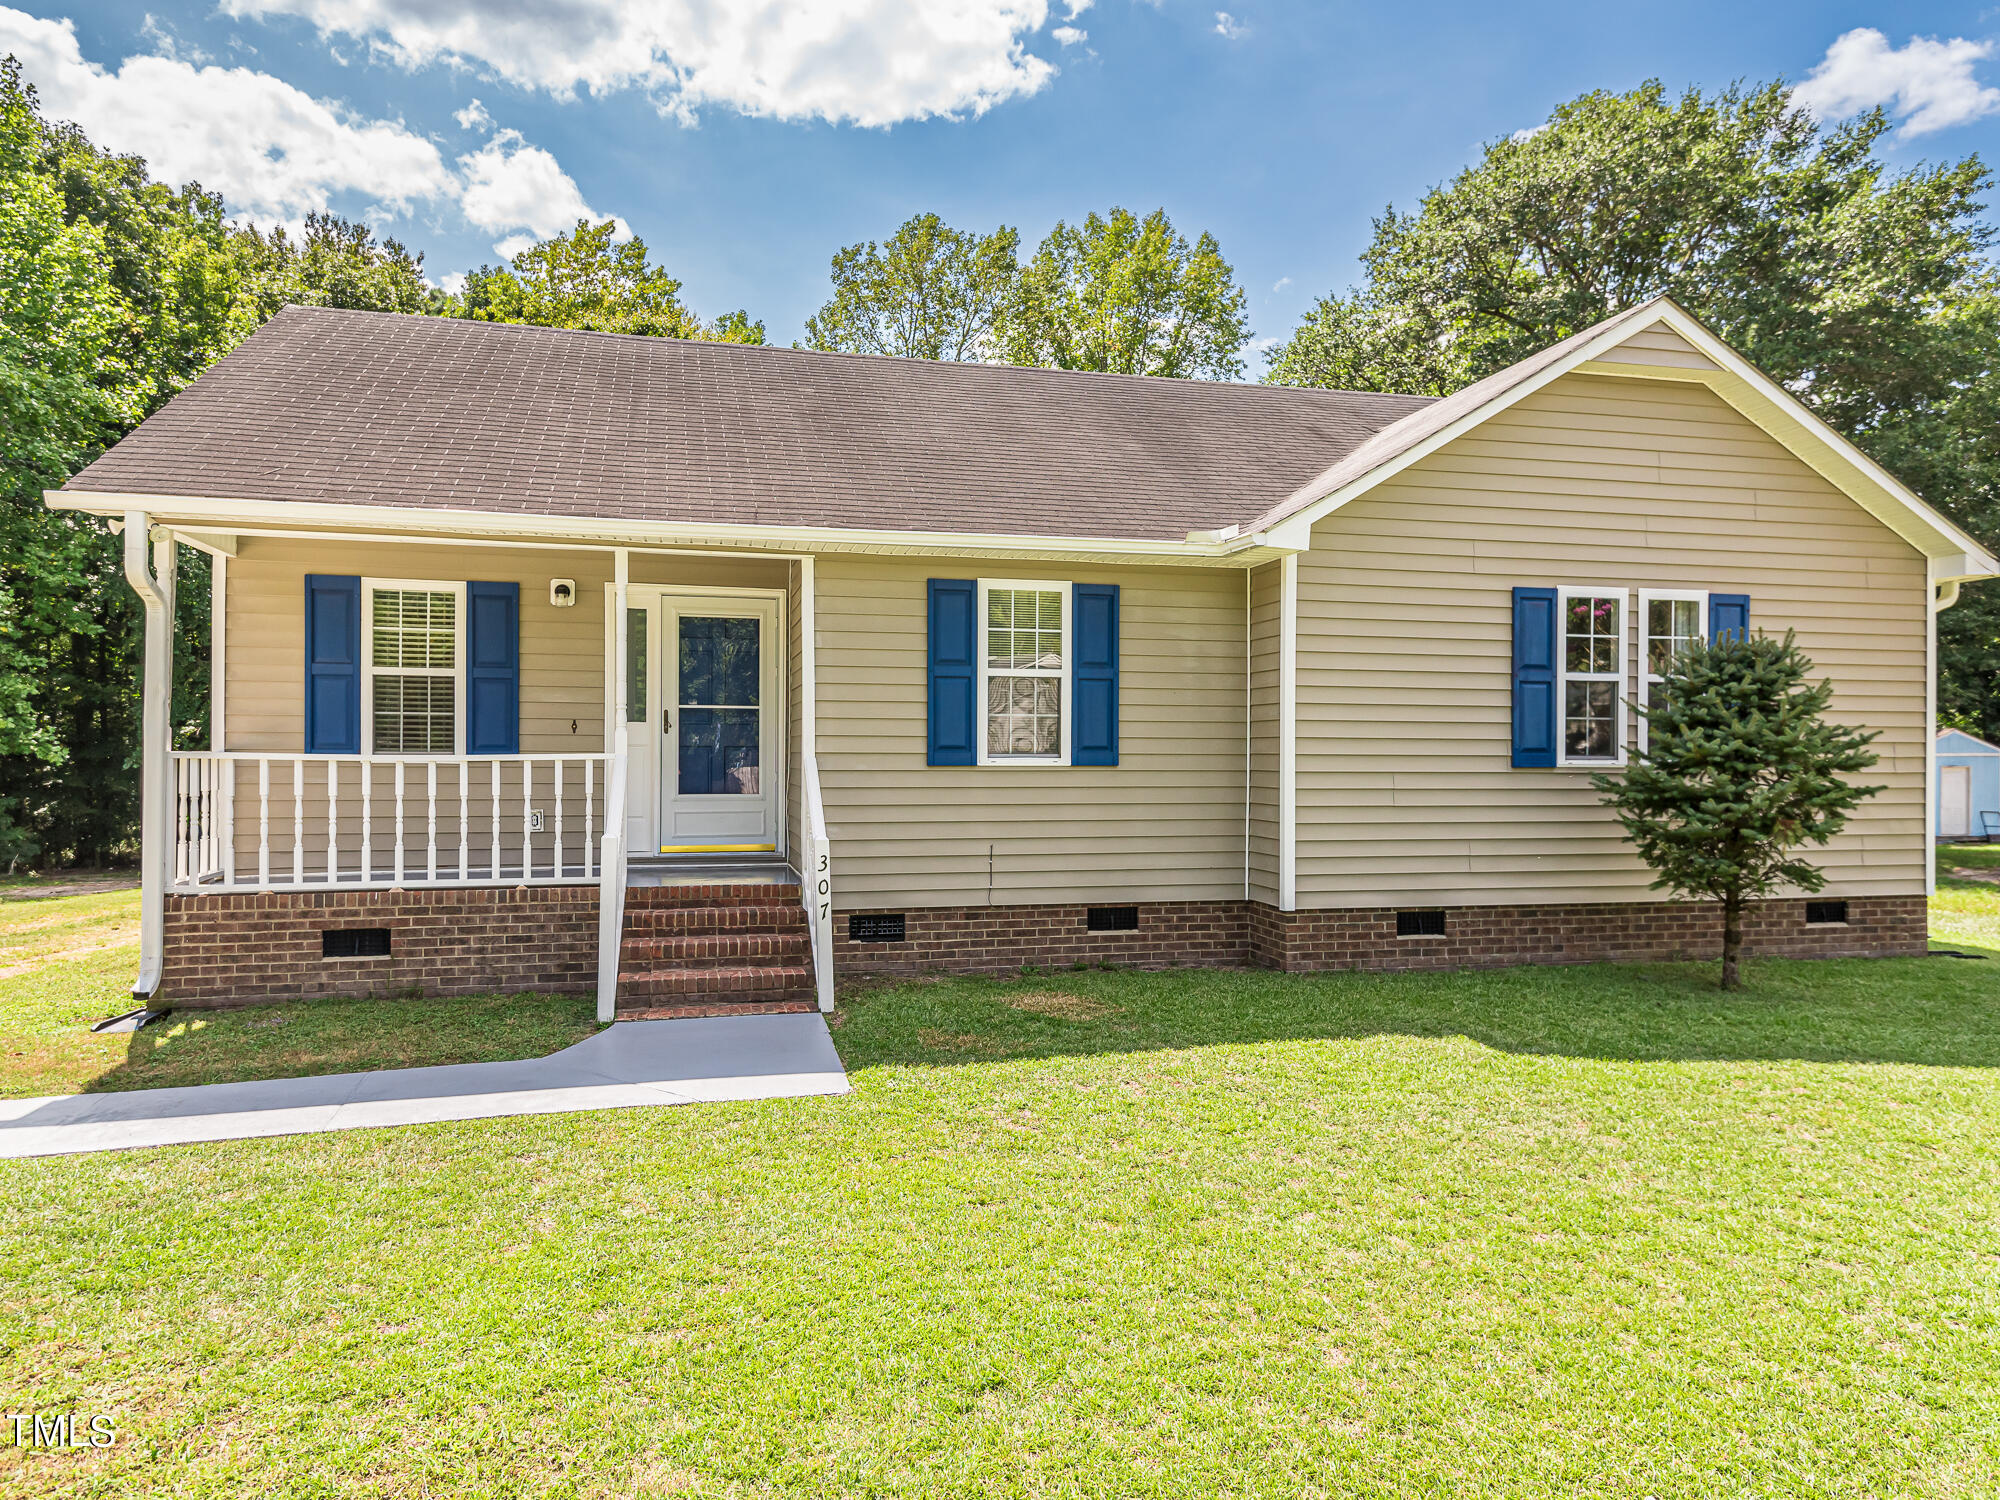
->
[626,855,799,888]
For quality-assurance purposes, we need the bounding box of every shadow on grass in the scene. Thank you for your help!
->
[830,952,2000,1075]
[82,990,602,1094]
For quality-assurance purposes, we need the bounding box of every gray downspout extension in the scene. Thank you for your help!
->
[123,512,169,997]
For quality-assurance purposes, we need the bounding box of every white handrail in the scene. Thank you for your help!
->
[801,749,834,1014]
[596,729,630,1023]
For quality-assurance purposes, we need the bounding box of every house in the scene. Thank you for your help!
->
[1936,728,2000,842]
[49,296,1998,1020]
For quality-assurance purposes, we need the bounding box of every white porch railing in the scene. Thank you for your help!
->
[170,752,609,891]
[799,749,834,1013]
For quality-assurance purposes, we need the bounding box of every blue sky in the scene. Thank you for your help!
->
[7,2,2000,358]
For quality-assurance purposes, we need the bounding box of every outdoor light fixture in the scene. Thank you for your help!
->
[549,578,576,607]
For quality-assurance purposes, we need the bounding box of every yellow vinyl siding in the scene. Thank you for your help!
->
[1295,371,1928,908]
[1587,319,1720,370]
[225,539,792,754]
[1247,560,1282,903]
[814,555,1246,910]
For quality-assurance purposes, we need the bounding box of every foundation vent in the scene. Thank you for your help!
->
[322,927,391,958]
[849,913,906,943]
[1805,900,1849,926]
[1396,910,1447,938]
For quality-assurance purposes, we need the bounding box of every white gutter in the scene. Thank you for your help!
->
[122,511,172,997]
[49,489,1286,566]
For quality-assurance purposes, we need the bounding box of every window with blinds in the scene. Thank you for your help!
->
[369,587,458,753]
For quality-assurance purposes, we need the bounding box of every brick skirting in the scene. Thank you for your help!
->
[159,887,1928,1006]
[161,886,599,1007]
[837,894,1927,977]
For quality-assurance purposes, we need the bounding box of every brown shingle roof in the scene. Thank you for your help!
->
[64,306,1435,542]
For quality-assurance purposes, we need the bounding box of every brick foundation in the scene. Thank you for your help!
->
[832,900,1250,977]
[159,887,1929,1007]
[161,886,598,1007]
[837,894,1928,977]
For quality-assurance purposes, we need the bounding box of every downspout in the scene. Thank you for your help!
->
[122,512,171,996]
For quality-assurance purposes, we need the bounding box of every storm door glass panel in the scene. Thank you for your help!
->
[677,615,760,795]
[626,609,648,723]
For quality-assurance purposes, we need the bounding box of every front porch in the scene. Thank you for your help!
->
[126,516,834,1018]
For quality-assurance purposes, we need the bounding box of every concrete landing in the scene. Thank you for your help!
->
[0,1013,849,1159]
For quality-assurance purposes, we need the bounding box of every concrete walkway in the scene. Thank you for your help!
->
[0,1013,849,1159]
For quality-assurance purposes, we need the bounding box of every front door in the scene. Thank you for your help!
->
[658,596,780,853]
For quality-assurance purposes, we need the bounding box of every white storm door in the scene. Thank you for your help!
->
[661,598,780,852]
[621,597,660,854]
[1943,764,1972,839]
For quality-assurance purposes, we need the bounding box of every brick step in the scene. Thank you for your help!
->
[619,905,807,937]
[619,933,812,968]
[614,963,814,1001]
[623,883,801,910]
[617,998,818,1021]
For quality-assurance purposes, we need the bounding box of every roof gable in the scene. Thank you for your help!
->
[1253,298,1998,581]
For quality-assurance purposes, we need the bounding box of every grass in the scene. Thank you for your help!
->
[0,880,1997,1495]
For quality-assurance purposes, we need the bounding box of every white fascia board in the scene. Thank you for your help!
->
[45,489,1277,567]
[1262,299,2000,579]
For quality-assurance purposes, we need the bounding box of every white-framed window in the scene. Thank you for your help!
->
[1638,590,1707,751]
[362,579,465,755]
[978,578,1070,765]
[1557,585,1626,766]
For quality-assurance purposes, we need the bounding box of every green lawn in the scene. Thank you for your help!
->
[1,879,1997,1496]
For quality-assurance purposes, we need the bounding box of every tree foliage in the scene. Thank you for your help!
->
[461,219,763,343]
[994,207,1250,379]
[804,213,1021,361]
[0,59,443,867]
[1265,79,2000,737]
[1592,632,1881,989]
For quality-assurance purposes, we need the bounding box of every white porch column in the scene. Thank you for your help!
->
[597,548,632,1023]
[123,513,173,997]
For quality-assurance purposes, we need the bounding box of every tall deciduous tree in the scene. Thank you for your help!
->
[0,58,447,866]
[1264,80,2000,737]
[461,219,762,343]
[804,213,1020,361]
[995,207,1250,379]
[1593,633,1881,990]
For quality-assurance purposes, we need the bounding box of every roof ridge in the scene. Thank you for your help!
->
[270,303,1440,405]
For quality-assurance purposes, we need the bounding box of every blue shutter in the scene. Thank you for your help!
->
[464,580,520,756]
[466,581,520,755]
[1511,586,1558,768]
[1072,583,1119,766]
[1709,593,1750,644]
[928,579,977,766]
[304,574,361,754]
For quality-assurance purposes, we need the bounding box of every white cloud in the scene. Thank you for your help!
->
[1052,25,1085,46]
[218,0,1064,127]
[453,97,492,130]
[1794,27,2000,137]
[0,6,454,223]
[437,270,467,295]
[1510,123,1545,144]
[1214,11,1247,41]
[457,129,629,255]
[1271,276,1290,293]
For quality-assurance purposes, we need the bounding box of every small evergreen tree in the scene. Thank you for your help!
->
[1592,632,1882,989]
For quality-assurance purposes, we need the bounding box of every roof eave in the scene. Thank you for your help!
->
[46,489,1295,567]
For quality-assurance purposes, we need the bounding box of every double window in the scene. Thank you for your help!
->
[1539,585,1714,766]
[979,579,1070,763]
[363,580,464,755]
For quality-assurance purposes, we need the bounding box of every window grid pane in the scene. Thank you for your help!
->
[1563,594,1620,675]
[1560,592,1621,761]
[372,589,455,670]
[1645,597,1702,678]
[372,674,455,754]
[987,588,1063,672]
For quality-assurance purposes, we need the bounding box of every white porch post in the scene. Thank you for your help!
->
[596,548,632,1023]
[123,513,173,996]
[1278,552,1298,913]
